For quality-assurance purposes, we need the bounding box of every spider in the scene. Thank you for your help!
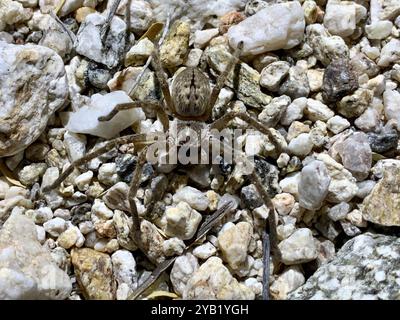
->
[43,39,283,300]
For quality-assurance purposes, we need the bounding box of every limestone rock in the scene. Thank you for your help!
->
[278,228,318,265]
[65,91,146,139]
[362,160,400,226]
[164,202,202,240]
[260,61,290,92]
[299,160,331,210]
[170,253,199,296]
[71,248,115,301]
[206,43,271,109]
[289,233,400,300]
[75,13,126,69]
[183,257,255,300]
[218,222,252,270]
[0,41,68,157]
[0,211,71,299]
[228,2,305,55]
[160,20,190,68]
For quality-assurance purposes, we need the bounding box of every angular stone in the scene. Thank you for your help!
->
[337,133,372,181]
[289,233,400,300]
[322,59,358,103]
[0,42,68,157]
[75,13,126,69]
[337,88,373,119]
[71,248,116,300]
[160,20,190,68]
[0,211,71,299]
[206,43,271,109]
[299,160,331,210]
[183,257,255,300]
[362,160,400,226]
[228,2,305,55]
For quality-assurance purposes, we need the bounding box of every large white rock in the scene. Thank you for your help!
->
[228,1,305,55]
[65,91,146,139]
[75,13,126,69]
[0,41,68,157]
[0,211,72,299]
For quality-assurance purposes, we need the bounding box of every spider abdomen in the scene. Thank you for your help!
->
[171,67,211,120]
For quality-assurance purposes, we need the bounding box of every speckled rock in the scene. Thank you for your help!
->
[0,41,68,157]
[160,20,190,68]
[362,160,400,226]
[183,257,255,300]
[71,248,116,300]
[289,233,400,300]
[0,211,71,299]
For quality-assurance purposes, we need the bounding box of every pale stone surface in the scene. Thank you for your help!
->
[183,257,255,299]
[316,153,358,203]
[299,160,331,210]
[289,233,400,300]
[76,13,126,69]
[163,202,202,240]
[271,266,305,300]
[288,133,314,157]
[377,39,400,67]
[0,41,68,157]
[260,61,290,91]
[170,253,199,296]
[192,242,217,260]
[305,99,335,122]
[160,20,190,68]
[327,116,351,134]
[0,212,71,299]
[65,91,146,139]
[111,250,137,300]
[71,248,116,300]
[278,228,318,265]
[362,160,400,226]
[218,222,252,270]
[228,2,305,55]
[173,186,209,211]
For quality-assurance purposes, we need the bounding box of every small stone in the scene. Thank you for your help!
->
[71,248,116,300]
[74,171,93,191]
[356,180,376,199]
[305,99,335,122]
[111,250,137,299]
[194,28,219,49]
[184,48,203,68]
[32,207,53,225]
[218,222,252,270]
[323,0,365,37]
[279,172,301,198]
[328,202,351,221]
[192,242,217,260]
[0,211,71,299]
[219,11,246,34]
[103,182,130,212]
[173,186,209,211]
[75,13,126,69]
[367,131,399,154]
[362,160,400,226]
[279,64,310,99]
[366,20,393,40]
[377,39,400,67]
[183,257,255,300]
[280,97,307,126]
[98,163,120,186]
[160,20,190,68]
[337,133,372,181]
[227,2,305,55]
[92,199,114,220]
[307,68,324,92]
[162,237,186,257]
[316,153,358,203]
[18,163,47,187]
[66,91,146,139]
[347,209,367,228]
[25,143,50,162]
[241,184,263,210]
[125,38,154,67]
[43,217,67,237]
[322,59,358,103]
[327,116,350,134]
[260,61,290,91]
[273,193,295,216]
[270,266,305,300]
[57,226,85,249]
[164,202,202,240]
[75,7,96,23]
[170,253,199,296]
[298,160,331,210]
[288,133,314,157]
[278,228,318,265]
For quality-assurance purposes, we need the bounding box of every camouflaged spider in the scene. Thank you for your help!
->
[44,40,282,299]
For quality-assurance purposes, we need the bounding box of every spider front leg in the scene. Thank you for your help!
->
[98,100,169,131]
[42,133,148,192]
